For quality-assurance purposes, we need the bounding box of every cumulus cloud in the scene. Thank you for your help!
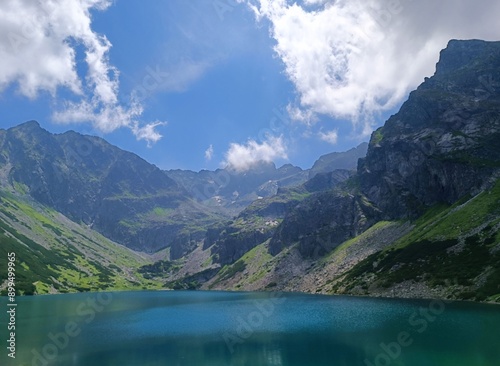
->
[245,0,500,134]
[223,136,288,172]
[205,144,214,161]
[318,129,338,145]
[0,0,164,144]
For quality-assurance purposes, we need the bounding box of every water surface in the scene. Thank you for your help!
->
[1,291,499,365]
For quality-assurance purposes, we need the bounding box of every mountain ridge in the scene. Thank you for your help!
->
[0,118,367,279]
[166,39,500,303]
[1,39,500,303]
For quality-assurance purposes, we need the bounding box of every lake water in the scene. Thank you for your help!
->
[1,291,499,366]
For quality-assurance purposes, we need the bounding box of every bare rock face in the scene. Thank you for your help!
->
[359,40,500,218]
[269,191,380,257]
[205,169,356,263]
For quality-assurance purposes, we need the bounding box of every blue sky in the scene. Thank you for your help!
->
[1,0,499,171]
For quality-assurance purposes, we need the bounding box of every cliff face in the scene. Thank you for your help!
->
[269,190,380,257]
[360,40,500,218]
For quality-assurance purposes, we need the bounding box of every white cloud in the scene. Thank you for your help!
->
[205,144,214,161]
[223,136,288,172]
[318,129,338,145]
[286,103,317,125]
[0,0,165,144]
[132,120,167,147]
[245,0,500,135]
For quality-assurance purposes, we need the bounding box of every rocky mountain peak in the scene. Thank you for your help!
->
[11,120,42,130]
[360,39,500,218]
[435,39,500,77]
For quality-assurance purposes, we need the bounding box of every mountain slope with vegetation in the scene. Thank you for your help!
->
[0,121,227,255]
[158,39,500,303]
[2,39,500,303]
[332,181,500,302]
[0,190,160,295]
[0,122,366,294]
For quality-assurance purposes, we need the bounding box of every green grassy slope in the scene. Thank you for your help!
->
[0,191,162,295]
[331,180,500,302]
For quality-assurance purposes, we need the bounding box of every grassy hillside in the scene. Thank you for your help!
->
[0,190,162,295]
[331,179,500,302]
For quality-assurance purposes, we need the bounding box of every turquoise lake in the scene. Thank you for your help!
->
[1,291,499,365]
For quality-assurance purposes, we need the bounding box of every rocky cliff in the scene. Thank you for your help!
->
[360,39,500,218]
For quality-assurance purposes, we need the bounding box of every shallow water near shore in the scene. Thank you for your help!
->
[1,291,499,365]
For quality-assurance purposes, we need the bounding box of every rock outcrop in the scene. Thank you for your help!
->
[360,39,500,218]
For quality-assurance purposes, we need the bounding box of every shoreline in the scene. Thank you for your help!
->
[2,288,499,306]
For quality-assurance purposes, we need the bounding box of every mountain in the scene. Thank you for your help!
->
[2,39,499,302]
[308,142,368,178]
[203,169,354,265]
[0,190,160,295]
[0,121,226,255]
[359,39,500,218]
[166,162,308,216]
[0,120,366,294]
[334,39,500,301]
[157,40,500,303]
[0,121,365,256]
[166,145,366,216]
